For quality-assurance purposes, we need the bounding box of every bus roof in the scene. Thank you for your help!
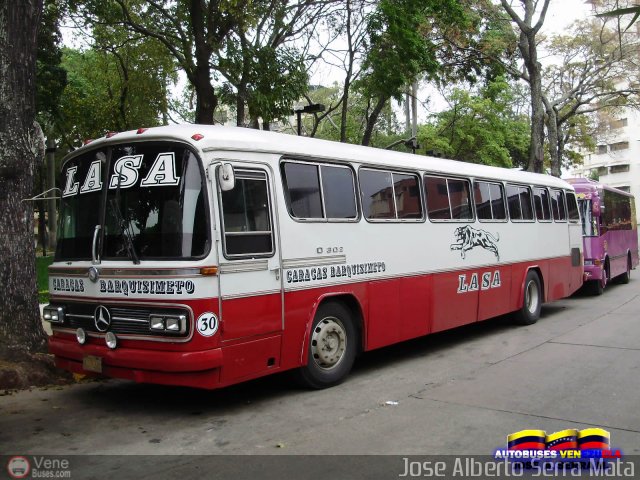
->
[73,124,574,190]
[565,177,634,198]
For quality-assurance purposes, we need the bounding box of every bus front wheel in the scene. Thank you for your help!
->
[514,270,542,325]
[294,302,357,389]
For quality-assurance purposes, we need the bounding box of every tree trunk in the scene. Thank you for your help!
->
[528,65,545,173]
[543,96,561,177]
[0,0,48,353]
[361,96,388,146]
[189,0,217,124]
[500,0,550,174]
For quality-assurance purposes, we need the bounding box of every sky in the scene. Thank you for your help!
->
[543,0,592,35]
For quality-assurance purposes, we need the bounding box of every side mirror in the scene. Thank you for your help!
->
[218,163,235,191]
[592,200,601,216]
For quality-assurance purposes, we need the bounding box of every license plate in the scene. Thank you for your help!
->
[82,355,102,373]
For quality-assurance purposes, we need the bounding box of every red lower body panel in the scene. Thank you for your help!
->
[50,256,582,389]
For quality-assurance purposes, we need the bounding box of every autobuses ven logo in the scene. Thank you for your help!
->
[6,456,30,479]
[494,427,622,461]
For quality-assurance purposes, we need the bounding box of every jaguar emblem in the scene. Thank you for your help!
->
[450,225,500,261]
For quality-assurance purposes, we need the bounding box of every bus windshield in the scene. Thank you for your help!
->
[577,199,598,237]
[56,142,210,261]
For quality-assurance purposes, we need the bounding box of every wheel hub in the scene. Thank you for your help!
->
[311,317,347,370]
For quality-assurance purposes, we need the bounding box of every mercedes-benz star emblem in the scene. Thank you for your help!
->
[94,305,111,332]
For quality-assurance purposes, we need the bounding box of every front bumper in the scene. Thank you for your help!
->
[49,336,223,389]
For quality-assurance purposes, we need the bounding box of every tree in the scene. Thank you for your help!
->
[542,19,640,176]
[301,0,514,145]
[67,0,241,124]
[36,0,67,132]
[217,0,332,129]
[303,83,402,147]
[354,0,515,145]
[418,77,530,167]
[0,0,48,353]
[499,0,551,174]
[69,1,334,126]
[55,34,177,150]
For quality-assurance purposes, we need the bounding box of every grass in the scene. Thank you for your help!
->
[36,256,53,304]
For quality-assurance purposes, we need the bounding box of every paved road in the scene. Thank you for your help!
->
[2,278,639,476]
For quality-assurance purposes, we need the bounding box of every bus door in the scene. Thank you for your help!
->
[213,164,283,379]
[566,192,584,292]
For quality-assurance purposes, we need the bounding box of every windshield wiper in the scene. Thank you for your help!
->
[109,171,140,264]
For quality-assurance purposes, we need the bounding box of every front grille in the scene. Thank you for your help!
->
[61,303,190,337]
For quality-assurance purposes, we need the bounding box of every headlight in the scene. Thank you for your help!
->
[76,328,87,345]
[584,259,594,266]
[105,332,118,349]
[149,314,186,334]
[43,305,65,324]
[165,315,186,333]
[149,315,165,331]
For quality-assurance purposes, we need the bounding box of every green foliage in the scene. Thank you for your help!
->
[358,0,514,101]
[55,32,176,147]
[418,77,529,167]
[36,0,67,130]
[359,0,442,101]
[221,44,309,125]
[306,84,403,148]
[36,256,53,303]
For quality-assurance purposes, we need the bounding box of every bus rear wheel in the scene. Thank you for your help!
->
[514,270,542,325]
[294,302,357,389]
[590,279,604,295]
[617,254,631,284]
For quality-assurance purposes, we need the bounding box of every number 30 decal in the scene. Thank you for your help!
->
[196,312,218,337]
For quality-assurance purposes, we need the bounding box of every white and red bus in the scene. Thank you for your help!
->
[44,125,583,389]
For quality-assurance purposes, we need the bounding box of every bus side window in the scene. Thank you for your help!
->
[360,168,422,221]
[282,161,358,220]
[425,175,472,221]
[533,187,552,221]
[550,189,567,222]
[474,181,506,221]
[448,179,473,220]
[219,170,274,258]
[425,176,451,220]
[506,184,533,221]
[566,192,580,223]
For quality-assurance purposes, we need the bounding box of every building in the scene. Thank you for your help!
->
[568,109,640,227]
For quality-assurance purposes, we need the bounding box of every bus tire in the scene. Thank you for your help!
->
[294,302,357,389]
[618,254,631,284]
[514,270,542,325]
[591,279,604,296]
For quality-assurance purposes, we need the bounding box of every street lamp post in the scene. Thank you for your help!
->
[292,103,325,136]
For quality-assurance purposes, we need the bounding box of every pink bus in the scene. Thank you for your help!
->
[567,178,639,294]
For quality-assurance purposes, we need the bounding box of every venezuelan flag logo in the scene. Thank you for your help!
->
[507,429,546,450]
[546,429,578,450]
[578,428,610,450]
